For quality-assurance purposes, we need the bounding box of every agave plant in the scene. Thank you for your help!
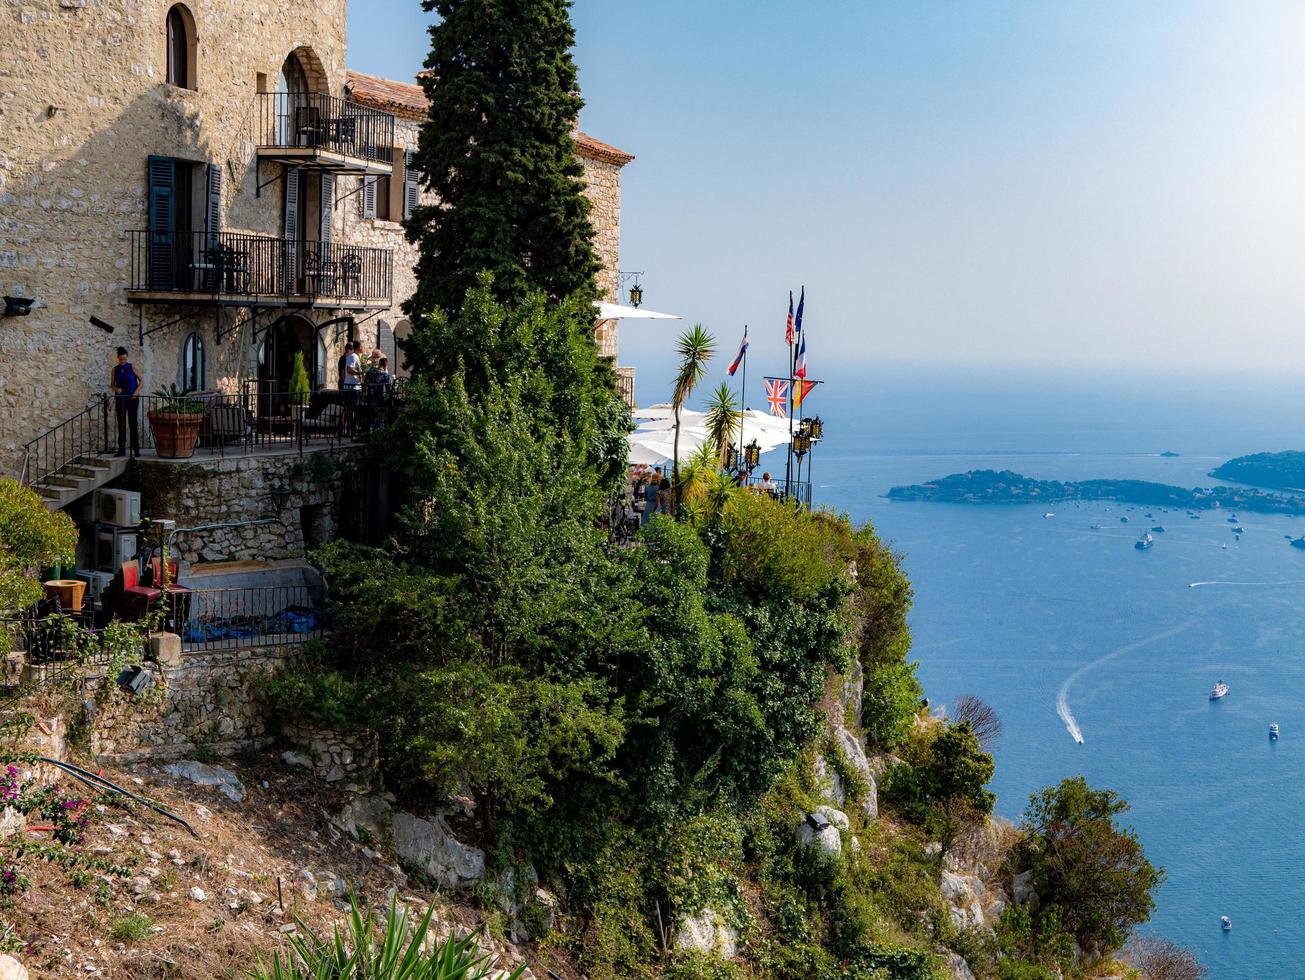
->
[247,894,522,980]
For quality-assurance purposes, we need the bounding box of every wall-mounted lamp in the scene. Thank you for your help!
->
[3,297,34,317]
[628,281,643,308]
[271,483,292,512]
[46,105,64,119]
[90,315,116,334]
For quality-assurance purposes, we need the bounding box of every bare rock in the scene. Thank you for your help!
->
[162,762,245,802]
[392,811,485,889]
[675,908,738,958]
[0,954,28,980]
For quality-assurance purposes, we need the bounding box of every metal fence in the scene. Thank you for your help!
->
[1,612,130,688]
[255,92,395,165]
[21,398,112,488]
[127,231,393,307]
[178,585,323,652]
[742,475,813,508]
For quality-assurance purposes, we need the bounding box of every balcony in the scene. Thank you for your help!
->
[126,231,393,311]
[255,92,395,175]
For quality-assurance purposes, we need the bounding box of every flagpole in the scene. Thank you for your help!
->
[785,330,794,494]
[738,326,747,478]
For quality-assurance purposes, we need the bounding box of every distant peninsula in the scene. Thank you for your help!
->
[1211,451,1305,492]
[888,469,1305,515]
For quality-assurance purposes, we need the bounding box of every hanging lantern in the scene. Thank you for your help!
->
[792,430,812,456]
[744,439,761,469]
[808,416,824,441]
[628,281,643,308]
[726,443,739,471]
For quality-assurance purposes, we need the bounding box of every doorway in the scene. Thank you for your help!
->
[257,314,316,415]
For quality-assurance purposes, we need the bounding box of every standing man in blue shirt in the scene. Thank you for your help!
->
[110,346,143,458]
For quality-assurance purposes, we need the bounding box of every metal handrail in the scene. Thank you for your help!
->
[20,396,110,487]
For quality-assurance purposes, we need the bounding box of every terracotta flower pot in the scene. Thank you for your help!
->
[147,412,204,458]
[44,579,86,613]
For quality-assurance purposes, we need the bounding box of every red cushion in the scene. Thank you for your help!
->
[124,586,161,601]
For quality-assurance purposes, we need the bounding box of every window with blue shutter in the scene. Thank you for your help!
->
[147,155,175,290]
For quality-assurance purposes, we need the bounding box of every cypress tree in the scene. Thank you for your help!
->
[407,0,602,324]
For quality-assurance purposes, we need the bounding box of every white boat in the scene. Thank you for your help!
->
[1270,723,1280,739]
[1210,681,1229,700]
[1221,915,1232,931]
[1043,512,1055,519]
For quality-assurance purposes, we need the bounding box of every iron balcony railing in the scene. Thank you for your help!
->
[178,585,323,652]
[256,92,395,165]
[127,231,393,307]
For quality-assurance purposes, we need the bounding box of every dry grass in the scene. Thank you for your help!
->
[1,755,526,979]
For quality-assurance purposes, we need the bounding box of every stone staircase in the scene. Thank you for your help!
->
[30,454,128,513]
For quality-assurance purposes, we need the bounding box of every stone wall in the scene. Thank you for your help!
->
[120,446,359,565]
[281,719,379,794]
[89,643,293,763]
[0,0,351,472]
[0,2,631,475]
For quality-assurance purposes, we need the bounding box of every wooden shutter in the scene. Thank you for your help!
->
[282,167,300,294]
[205,164,222,246]
[147,155,175,290]
[403,151,420,219]
[359,176,377,219]
[319,172,334,245]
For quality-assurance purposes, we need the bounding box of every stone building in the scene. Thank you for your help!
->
[0,0,635,480]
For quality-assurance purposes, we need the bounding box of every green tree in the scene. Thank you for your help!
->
[289,351,310,410]
[1015,776,1163,958]
[408,0,600,317]
[0,479,76,612]
[670,325,715,507]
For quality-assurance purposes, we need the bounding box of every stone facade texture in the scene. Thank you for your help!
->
[88,643,291,763]
[0,3,631,475]
[120,448,358,565]
[281,718,379,794]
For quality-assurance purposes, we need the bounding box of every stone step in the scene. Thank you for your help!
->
[66,463,110,479]
[44,475,86,490]
[36,485,64,500]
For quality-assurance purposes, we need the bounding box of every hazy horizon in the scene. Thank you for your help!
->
[349,1,1305,376]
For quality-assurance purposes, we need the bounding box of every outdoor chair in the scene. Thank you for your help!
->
[301,402,344,441]
[118,561,161,622]
[207,401,249,448]
[338,253,363,296]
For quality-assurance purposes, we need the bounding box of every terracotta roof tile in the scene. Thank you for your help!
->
[344,70,634,166]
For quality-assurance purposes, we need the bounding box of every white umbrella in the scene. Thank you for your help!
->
[627,442,672,466]
[595,302,682,321]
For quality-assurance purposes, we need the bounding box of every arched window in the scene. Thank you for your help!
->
[181,332,206,391]
[165,5,196,90]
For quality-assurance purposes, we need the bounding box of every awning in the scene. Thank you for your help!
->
[595,302,683,321]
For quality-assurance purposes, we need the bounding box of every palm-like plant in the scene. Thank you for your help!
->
[678,442,741,527]
[704,381,742,469]
[671,324,715,511]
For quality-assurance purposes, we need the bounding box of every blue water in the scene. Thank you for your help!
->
[804,367,1305,979]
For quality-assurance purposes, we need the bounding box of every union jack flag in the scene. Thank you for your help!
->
[784,292,795,346]
[766,378,789,417]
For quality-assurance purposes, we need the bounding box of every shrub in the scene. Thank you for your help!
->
[0,478,77,612]
[248,895,522,979]
[1126,935,1206,980]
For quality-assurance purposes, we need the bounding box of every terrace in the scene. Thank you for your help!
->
[126,232,393,312]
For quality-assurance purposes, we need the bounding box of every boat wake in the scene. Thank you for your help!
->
[1189,580,1305,588]
[1056,621,1197,744]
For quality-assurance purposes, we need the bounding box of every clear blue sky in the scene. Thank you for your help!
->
[349,1,1305,388]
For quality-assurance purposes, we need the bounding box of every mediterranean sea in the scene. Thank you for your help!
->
[800,366,1305,980]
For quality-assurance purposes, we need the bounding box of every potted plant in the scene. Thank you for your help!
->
[146,384,206,458]
[289,352,311,423]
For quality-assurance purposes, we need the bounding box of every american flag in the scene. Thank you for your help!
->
[784,291,795,346]
[766,378,789,417]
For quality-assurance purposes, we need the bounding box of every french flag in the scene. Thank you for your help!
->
[727,327,748,376]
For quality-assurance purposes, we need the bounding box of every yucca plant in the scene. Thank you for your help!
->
[703,381,742,469]
[670,324,715,510]
[248,895,522,980]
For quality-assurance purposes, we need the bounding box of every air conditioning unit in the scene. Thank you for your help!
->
[94,489,140,528]
[75,570,115,608]
[96,531,139,572]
